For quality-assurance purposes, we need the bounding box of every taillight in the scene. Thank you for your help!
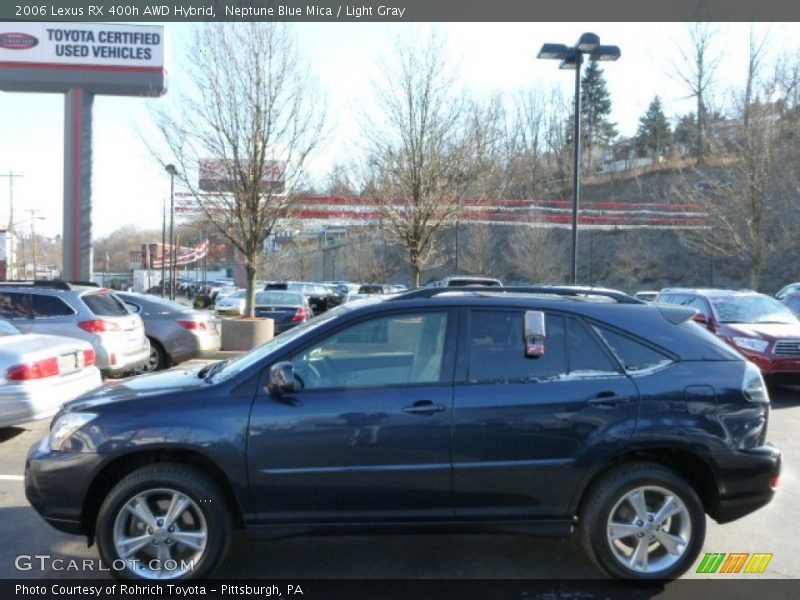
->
[769,476,781,490]
[83,348,96,367]
[78,319,121,333]
[743,362,770,403]
[292,307,309,322]
[6,357,60,381]
[178,320,207,331]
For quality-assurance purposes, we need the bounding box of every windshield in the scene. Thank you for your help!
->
[709,294,798,324]
[210,298,383,382]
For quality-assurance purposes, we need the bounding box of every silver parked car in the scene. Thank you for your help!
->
[116,292,221,371]
[0,319,102,427]
[0,281,149,377]
[214,289,246,316]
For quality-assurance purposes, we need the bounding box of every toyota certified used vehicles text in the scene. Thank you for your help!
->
[25,286,780,581]
[657,287,800,379]
[0,281,150,377]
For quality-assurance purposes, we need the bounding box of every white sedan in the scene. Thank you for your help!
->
[0,320,102,428]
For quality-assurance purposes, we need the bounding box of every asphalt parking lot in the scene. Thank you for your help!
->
[0,386,798,581]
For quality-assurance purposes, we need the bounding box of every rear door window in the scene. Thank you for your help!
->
[567,317,618,375]
[0,292,30,320]
[31,294,76,317]
[466,310,566,383]
[82,293,129,316]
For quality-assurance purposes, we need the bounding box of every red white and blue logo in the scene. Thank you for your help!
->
[0,33,39,50]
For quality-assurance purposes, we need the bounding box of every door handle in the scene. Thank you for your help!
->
[587,391,630,408]
[403,400,447,415]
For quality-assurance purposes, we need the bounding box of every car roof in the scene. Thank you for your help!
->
[659,288,761,297]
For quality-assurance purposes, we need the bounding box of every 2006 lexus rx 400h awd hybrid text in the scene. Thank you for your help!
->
[25,286,781,581]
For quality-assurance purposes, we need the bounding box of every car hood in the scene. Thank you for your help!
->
[724,322,800,340]
[67,364,210,410]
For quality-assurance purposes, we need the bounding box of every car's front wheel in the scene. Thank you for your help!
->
[96,464,232,580]
[580,461,705,580]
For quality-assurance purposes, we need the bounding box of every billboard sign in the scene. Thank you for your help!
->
[0,22,166,95]
[199,159,286,193]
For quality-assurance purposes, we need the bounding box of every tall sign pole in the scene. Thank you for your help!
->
[63,88,94,282]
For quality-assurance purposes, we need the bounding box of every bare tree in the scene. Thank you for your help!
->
[452,223,498,276]
[677,45,795,290]
[505,225,567,284]
[151,23,322,316]
[362,34,473,286]
[673,23,721,165]
[337,229,399,283]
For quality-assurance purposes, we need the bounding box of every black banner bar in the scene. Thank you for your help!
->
[4,579,800,600]
[2,0,800,23]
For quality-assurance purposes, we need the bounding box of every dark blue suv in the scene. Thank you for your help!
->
[25,286,781,581]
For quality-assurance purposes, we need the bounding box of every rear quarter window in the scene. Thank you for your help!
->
[593,325,673,373]
[31,294,76,317]
[82,293,129,316]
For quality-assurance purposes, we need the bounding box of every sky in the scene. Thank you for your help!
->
[0,21,797,240]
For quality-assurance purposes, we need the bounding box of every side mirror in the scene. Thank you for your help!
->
[524,310,547,358]
[267,361,297,398]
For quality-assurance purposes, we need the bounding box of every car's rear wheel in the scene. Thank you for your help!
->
[143,338,168,372]
[96,464,231,580]
[580,462,705,580]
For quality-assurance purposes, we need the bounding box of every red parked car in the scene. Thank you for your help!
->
[657,288,800,379]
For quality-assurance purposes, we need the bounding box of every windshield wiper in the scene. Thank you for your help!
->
[198,360,230,381]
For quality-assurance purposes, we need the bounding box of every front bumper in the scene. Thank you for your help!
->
[739,350,800,375]
[711,444,781,523]
[25,436,105,535]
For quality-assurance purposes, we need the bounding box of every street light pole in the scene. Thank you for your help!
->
[537,33,620,284]
[161,197,166,297]
[165,164,178,300]
[571,51,582,284]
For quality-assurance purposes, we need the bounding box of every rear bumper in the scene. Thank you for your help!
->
[98,343,150,375]
[710,444,781,523]
[0,369,102,428]
[169,332,222,364]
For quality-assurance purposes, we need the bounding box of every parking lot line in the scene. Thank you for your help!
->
[0,475,23,481]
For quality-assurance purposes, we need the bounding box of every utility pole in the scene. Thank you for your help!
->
[0,171,23,278]
[25,209,44,280]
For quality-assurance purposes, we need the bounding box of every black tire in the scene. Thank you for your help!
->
[95,464,232,580]
[143,338,168,372]
[579,461,705,581]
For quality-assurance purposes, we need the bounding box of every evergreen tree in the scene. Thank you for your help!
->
[674,113,698,155]
[580,60,617,169]
[635,96,673,158]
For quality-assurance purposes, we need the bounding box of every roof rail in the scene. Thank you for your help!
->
[0,279,72,290]
[391,285,644,304]
[68,280,101,287]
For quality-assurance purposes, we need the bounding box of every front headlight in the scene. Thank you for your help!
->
[732,336,769,353]
[49,413,97,452]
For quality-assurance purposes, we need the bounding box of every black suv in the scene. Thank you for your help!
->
[25,286,780,581]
